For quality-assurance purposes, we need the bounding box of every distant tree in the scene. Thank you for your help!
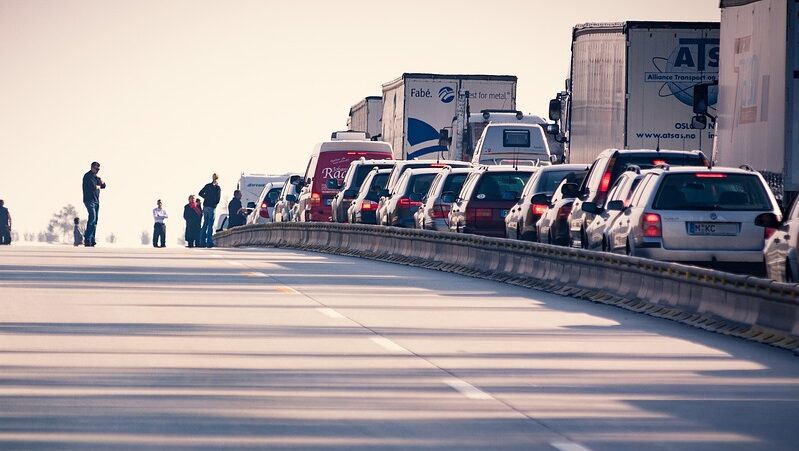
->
[47,204,79,242]
[106,233,116,244]
[140,230,150,245]
[10,230,19,241]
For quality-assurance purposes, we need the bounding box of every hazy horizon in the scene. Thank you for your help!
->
[0,0,721,245]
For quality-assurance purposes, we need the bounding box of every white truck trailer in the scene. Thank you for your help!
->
[381,73,517,160]
[550,22,720,164]
[346,96,383,139]
[715,0,798,203]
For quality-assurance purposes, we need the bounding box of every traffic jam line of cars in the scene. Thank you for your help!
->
[220,131,795,283]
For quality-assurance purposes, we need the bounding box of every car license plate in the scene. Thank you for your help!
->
[687,222,739,236]
[500,209,509,218]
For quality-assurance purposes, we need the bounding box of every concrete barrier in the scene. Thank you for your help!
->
[215,223,799,350]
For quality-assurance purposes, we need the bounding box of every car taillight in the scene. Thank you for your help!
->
[261,202,268,209]
[432,205,450,218]
[599,171,612,193]
[532,204,547,216]
[695,173,727,178]
[398,197,423,208]
[557,204,572,218]
[361,200,377,211]
[641,213,662,238]
[764,227,777,239]
[653,159,666,165]
[476,208,493,219]
[310,192,321,206]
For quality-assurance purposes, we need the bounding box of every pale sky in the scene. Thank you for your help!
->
[0,0,720,244]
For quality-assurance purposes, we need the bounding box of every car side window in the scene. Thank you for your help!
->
[582,159,605,194]
[606,176,627,203]
[789,196,799,220]
[459,173,479,200]
[631,174,656,206]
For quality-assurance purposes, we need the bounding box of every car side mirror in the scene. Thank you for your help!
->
[343,189,358,198]
[326,179,340,190]
[691,115,707,130]
[440,192,456,204]
[438,129,451,148]
[754,212,781,229]
[246,202,256,209]
[530,193,550,206]
[548,98,562,121]
[561,183,579,198]
[545,123,559,135]
[606,200,625,211]
[581,201,601,214]
[285,194,297,202]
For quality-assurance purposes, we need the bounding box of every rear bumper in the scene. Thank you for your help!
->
[635,246,765,263]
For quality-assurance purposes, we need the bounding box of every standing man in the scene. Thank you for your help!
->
[227,190,247,228]
[82,162,106,247]
[152,199,168,248]
[198,173,221,248]
[0,200,11,245]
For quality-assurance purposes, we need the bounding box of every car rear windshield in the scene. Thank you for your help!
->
[405,173,437,196]
[351,164,393,191]
[441,173,468,195]
[612,153,706,181]
[472,172,532,201]
[653,173,773,211]
[265,188,282,204]
[535,170,581,194]
[364,173,389,201]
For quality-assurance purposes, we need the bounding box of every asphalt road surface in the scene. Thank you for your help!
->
[1,245,798,450]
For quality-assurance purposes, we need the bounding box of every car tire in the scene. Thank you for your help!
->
[516,222,522,240]
[581,229,589,250]
[625,238,632,256]
[547,231,554,245]
[601,236,608,252]
[786,259,795,283]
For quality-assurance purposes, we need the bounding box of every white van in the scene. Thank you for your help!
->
[471,123,553,166]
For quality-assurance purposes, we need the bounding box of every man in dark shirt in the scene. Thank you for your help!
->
[227,190,247,228]
[198,173,221,247]
[0,199,11,245]
[82,161,106,247]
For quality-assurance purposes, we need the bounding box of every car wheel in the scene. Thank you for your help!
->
[625,238,632,256]
[601,236,608,252]
[581,229,589,250]
[786,259,795,283]
[547,231,554,245]
[516,222,522,240]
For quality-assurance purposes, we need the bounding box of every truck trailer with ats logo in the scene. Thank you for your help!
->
[549,22,720,164]
[715,0,798,204]
[381,73,517,160]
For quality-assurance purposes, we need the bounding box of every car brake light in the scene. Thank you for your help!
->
[641,213,662,238]
[653,159,666,165]
[399,197,423,208]
[476,208,492,218]
[557,204,572,218]
[261,202,268,209]
[696,173,727,178]
[599,171,612,193]
[532,204,547,216]
[361,200,377,211]
[346,152,369,155]
[310,192,321,206]
[764,227,777,239]
[432,205,450,218]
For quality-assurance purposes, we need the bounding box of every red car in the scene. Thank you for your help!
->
[448,166,535,237]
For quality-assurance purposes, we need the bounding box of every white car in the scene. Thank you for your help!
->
[246,181,285,225]
[605,166,780,275]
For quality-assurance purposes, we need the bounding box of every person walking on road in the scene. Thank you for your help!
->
[227,190,247,228]
[198,173,221,248]
[82,161,106,247]
[0,200,12,245]
[152,199,168,248]
[183,195,202,248]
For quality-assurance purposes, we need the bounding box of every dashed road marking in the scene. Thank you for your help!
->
[277,286,300,295]
[550,442,592,451]
[443,378,493,400]
[241,271,268,277]
[370,337,410,354]
[316,308,345,319]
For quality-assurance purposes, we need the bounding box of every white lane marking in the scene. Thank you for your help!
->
[370,337,410,354]
[551,442,592,451]
[250,271,268,277]
[316,308,345,319]
[277,286,301,295]
[227,261,244,267]
[443,378,493,400]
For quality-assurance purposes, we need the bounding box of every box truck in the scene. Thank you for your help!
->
[715,0,798,203]
[381,73,517,160]
[347,96,383,139]
[549,22,720,164]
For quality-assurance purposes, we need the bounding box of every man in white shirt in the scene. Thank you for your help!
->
[152,199,168,248]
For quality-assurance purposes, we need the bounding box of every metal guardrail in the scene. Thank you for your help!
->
[215,223,799,350]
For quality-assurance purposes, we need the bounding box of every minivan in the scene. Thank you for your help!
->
[296,131,393,222]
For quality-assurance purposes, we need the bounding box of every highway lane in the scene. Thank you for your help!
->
[0,245,798,450]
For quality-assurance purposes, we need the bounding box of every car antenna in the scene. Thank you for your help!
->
[656,136,661,152]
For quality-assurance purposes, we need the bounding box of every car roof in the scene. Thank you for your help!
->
[597,148,705,158]
[475,165,537,173]
[351,158,396,165]
[403,167,445,176]
[536,163,590,172]
[650,166,758,175]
